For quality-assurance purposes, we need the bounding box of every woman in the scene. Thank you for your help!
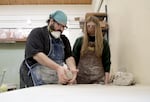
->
[73,16,111,84]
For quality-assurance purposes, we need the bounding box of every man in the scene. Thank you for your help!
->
[20,10,78,88]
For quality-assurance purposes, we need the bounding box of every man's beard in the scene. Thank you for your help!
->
[49,24,55,31]
[49,24,62,33]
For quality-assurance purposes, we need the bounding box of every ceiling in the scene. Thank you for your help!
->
[0,0,92,5]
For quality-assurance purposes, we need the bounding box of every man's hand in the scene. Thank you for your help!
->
[56,66,69,84]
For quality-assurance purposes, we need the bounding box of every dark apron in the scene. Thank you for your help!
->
[77,44,104,84]
[25,35,65,86]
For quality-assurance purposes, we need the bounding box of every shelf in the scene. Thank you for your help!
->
[85,12,107,21]
[0,38,26,43]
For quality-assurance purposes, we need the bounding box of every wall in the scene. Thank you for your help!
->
[107,0,150,85]
[0,43,24,88]
[0,5,93,28]
[0,5,92,87]
[92,0,103,12]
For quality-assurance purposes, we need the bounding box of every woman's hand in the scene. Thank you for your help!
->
[67,69,79,85]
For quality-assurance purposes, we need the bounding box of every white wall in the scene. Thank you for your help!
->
[0,5,93,87]
[107,0,150,85]
[0,5,93,28]
[92,0,102,12]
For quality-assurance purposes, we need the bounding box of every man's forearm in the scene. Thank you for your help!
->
[33,52,60,70]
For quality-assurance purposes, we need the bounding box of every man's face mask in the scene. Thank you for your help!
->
[49,20,62,39]
[51,31,61,39]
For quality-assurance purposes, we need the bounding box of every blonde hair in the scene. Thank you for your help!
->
[81,16,103,58]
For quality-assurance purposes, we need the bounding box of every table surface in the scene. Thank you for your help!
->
[0,84,150,102]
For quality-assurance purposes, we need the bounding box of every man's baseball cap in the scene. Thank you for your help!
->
[50,10,67,27]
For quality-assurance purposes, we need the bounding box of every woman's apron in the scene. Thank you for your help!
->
[25,35,65,86]
[77,43,104,84]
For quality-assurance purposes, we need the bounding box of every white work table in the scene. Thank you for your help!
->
[0,84,150,102]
